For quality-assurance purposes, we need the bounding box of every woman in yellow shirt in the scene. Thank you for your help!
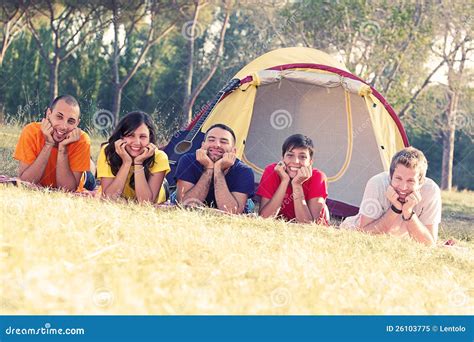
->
[97,111,170,203]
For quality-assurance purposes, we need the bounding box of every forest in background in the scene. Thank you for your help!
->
[0,0,472,189]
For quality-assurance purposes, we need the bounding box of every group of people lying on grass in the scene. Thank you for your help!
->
[12,95,441,246]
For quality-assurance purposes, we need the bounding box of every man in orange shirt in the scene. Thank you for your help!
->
[14,95,92,192]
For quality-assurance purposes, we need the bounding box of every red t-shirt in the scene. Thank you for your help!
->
[257,163,328,224]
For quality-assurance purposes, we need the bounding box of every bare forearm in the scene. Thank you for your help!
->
[102,162,132,199]
[133,167,153,203]
[19,144,53,183]
[56,147,78,191]
[405,215,436,246]
[259,180,289,218]
[311,202,324,224]
[180,169,213,203]
[292,184,313,223]
[359,209,399,234]
[214,168,240,213]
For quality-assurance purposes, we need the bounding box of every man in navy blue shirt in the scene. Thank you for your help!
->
[175,123,255,214]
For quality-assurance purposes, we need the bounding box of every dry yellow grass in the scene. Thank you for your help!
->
[1,123,473,314]
[1,185,473,315]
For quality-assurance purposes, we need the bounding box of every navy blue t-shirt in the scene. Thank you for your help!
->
[175,153,255,207]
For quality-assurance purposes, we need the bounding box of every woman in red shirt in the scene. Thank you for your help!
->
[257,134,329,225]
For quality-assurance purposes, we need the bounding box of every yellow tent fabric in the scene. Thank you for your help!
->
[363,93,406,169]
[202,47,405,173]
[193,47,408,213]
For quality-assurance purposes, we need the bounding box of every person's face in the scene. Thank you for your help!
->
[282,147,312,179]
[202,127,235,162]
[122,123,150,158]
[390,164,422,203]
[46,100,80,143]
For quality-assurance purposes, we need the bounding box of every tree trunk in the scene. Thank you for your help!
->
[0,103,5,124]
[184,4,231,123]
[182,1,201,122]
[49,57,59,100]
[441,91,459,191]
[112,84,122,125]
[111,3,121,125]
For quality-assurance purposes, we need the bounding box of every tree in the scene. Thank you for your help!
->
[432,0,473,191]
[22,0,108,100]
[282,1,437,110]
[106,0,177,124]
[181,0,232,122]
[0,3,25,67]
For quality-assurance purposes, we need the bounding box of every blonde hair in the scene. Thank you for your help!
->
[389,147,428,182]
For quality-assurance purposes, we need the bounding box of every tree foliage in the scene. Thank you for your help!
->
[0,0,472,188]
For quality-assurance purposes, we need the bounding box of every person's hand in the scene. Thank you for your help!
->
[274,161,290,182]
[59,127,82,147]
[214,152,236,171]
[196,148,214,169]
[40,118,55,145]
[114,139,133,164]
[385,185,402,211]
[291,166,312,186]
[402,189,422,217]
[134,143,156,164]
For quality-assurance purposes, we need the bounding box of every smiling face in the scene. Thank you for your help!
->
[282,147,312,179]
[390,164,422,203]
[122,123,150,158]
[46,100,80,143]
[202,127,235,162]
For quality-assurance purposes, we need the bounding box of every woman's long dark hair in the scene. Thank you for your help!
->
[103,111,157,189]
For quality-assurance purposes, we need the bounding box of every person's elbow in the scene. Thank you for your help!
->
[258,207,273,218]
[18,173,31,183]
[259,212,272,219]
[18,170,36,184]
[102,188,120,200]
[416,234,436,247]
[57,181,77,192]
[220,203,243,214]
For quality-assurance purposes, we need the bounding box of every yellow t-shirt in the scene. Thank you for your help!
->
[96,144,170,203]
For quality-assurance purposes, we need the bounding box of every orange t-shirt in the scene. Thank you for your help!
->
[13,122,91,188]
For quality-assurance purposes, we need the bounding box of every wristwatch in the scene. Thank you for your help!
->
[402,210,415,221]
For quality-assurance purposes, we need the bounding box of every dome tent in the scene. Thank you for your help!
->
[164,47,408,217]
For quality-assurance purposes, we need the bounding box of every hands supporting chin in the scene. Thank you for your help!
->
[274,161,312,186]
[196,148,236,172]
[386,185,422,218]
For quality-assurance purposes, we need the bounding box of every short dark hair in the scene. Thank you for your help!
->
[282,134,314,158]
[49,95,80,112]
[205,123,236,144]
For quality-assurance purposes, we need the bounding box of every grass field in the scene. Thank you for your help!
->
[0,124,473,314]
